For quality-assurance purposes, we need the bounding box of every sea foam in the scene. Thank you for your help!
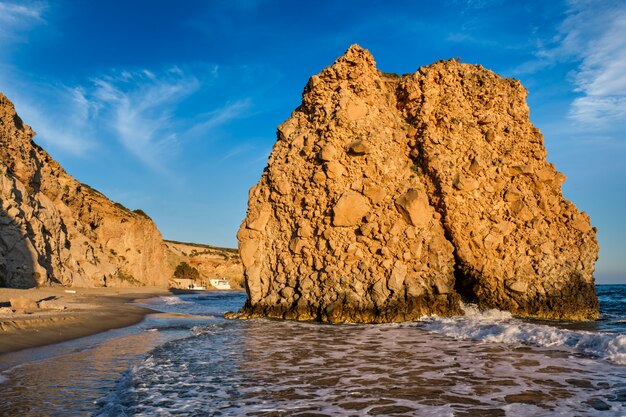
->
[91,291,626,417]
[162,296,193,306]
[421,303,626,365]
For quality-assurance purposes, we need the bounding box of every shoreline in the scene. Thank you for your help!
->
[0,287,170,356]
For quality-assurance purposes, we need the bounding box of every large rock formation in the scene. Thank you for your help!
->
[236,45,599,322]
[0,93,171,288]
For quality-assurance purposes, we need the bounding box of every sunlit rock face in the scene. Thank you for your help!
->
[235,45,599,322]
[0,93,171,288]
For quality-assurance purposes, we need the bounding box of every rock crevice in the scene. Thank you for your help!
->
[236,45,599,322]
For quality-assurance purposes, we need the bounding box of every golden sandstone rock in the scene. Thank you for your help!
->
[235,45,599,322]
[0,93,171,288]
[332,191,370,227]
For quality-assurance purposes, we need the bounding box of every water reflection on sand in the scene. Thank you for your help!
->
[0,331,160,416]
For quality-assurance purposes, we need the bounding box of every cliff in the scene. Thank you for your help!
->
[235,45,599,322]
[0,93,171,288]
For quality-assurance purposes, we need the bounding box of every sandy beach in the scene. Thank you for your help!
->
[0,287,170,356]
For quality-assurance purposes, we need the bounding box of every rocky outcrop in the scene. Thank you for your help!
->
[164,240,244,288]
[235,45,599,322]
[0,93,171,288]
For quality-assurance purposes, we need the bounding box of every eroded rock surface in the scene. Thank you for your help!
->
[0,93,170,288]
[397,61,599,320]
[235,45,599,322]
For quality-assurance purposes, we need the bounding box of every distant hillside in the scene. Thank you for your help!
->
[164,240,238,254]
[164,240,243,289]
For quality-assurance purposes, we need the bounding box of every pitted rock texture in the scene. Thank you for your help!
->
[236,45,599,322]
[0,93,171,288]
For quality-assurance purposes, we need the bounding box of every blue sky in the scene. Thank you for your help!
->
[0,0,624,283]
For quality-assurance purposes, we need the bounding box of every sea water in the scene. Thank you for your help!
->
[0,286,624,416]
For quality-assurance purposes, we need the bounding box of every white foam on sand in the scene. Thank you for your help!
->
[0,374,8,384]
[94,316,626,417]
[162,296,192,306]
[421,303,626,365]
[86,292,626,416]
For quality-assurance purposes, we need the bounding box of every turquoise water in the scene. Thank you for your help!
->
[0,286,624,416]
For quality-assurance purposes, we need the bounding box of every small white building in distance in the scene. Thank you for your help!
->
[210,278,231,290]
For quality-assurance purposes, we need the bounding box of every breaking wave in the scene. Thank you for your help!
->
[421,303,626,365]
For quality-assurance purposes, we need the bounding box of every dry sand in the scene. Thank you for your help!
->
[0,287,170,355]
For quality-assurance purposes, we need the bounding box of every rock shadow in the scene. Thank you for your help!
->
[0,198,39,289]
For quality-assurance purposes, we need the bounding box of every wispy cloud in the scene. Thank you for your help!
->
[219,142,255,162]
[89,67,202,170]
[184,99,252,141]
[566,5,626,124]
[528,1,626,125]
[445,0,502,13]
[15,99,96,154]
[0,1,46,43]
[445,32,529,51]
[89,68,259,171]
[199,99,252,129]
[0,63,257,170]
[0,1,276,171]
[570,95,626,124]
[0,65,97,154]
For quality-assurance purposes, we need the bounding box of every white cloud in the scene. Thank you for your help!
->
[0,1,45,23]
[187,99,252,137]
[551,1,626,125]
[13,100,95,154]
[0,1,46,43]
[85,67,256,171]
[572,13,626,95]
[570,96,626,124]
[0,37,274,170]
[448,0,504,12]
[88,68,201,170]
[83,67,265,173]
[1,64,256,169]
[511,1,626,126]
[219,142,255,162]
[0,65,97,154]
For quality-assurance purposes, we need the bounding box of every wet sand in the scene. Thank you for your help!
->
[0,287,169,355]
